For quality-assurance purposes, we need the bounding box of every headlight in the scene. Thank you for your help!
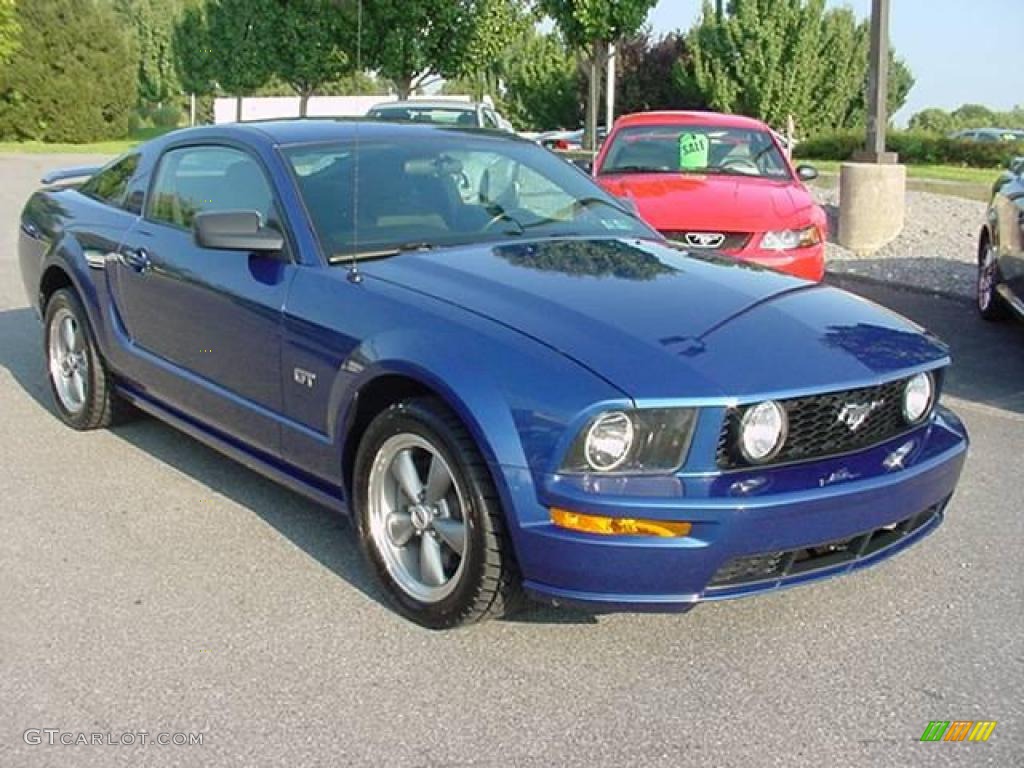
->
[561,408,696,474]
[760,225,821,251]
[738,400,788,463]
[902,372,934,423]
[583,411,634,471]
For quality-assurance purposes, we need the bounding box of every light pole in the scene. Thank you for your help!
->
[858,0,897,163]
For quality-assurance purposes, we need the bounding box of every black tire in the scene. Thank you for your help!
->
[353,396,523,628]
[43,288,128,430]
[977,237,1009,322]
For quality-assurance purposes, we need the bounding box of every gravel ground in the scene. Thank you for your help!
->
[814,184,987,300]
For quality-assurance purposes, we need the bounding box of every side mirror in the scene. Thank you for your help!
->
[796,164,819,182]
[1010,156,1024,176]
[194,210,284,253]
[571,157,593,174]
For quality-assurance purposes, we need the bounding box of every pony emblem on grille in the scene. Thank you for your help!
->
[836,399,885,431]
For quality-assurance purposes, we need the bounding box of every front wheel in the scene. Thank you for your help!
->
[353,397,522,628]
[977,240,1008,321]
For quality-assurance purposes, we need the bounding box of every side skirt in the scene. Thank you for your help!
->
[115,383,349,516]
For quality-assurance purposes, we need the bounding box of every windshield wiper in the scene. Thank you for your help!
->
[329,241,440,264]
[604,165,675,174]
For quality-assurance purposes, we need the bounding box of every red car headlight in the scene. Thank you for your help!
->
[760,225,821,251]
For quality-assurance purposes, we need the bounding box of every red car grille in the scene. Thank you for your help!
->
[661,231,752,251]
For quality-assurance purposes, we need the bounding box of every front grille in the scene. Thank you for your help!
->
[717,377,913,469]
[662,231,752,251]
[707,505,942,589]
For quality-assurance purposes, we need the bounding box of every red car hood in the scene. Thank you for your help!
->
[598,173,817,232]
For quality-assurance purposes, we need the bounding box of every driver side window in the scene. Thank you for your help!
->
[148,146,275,230]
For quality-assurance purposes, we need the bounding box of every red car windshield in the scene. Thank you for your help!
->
[600,125,792,180]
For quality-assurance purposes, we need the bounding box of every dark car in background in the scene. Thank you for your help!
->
[978,156,1024,321]
[950,128,1024,143]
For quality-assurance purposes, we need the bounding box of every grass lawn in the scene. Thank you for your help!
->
[809,159,1000,186]
[0,126,175,155]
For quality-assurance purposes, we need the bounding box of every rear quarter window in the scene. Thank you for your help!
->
[79,154,141,209]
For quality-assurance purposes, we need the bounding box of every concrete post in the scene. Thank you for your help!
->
[839,0,905,254]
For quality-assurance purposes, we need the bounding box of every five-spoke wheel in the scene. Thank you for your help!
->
[354,397,521,627]
[367,434,469,603]
[43,289,126,430]
[48,306,90,414]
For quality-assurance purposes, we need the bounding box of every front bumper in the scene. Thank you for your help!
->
[733,242,825,281]
[512,406,967,612]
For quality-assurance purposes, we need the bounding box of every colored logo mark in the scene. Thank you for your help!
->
[920,721,997,742]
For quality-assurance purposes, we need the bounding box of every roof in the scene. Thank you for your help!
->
[614,111,771,131]
[152,119,516,148]
[369,100,480,111]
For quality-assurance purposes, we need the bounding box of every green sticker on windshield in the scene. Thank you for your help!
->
[678,132,709,170]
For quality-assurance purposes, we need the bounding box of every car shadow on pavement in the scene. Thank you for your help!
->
[0,306,596,625]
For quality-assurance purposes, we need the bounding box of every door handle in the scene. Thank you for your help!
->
[120,247,151,273]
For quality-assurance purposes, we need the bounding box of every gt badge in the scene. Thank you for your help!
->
[293,368,317,388]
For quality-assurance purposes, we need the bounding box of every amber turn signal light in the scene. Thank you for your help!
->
[550,508,692,538]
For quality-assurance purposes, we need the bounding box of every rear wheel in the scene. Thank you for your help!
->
[354,397,522,628]
[978,238,1009,321]
[44,289,126,430]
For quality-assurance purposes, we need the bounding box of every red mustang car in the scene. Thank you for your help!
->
[593,111,827,281]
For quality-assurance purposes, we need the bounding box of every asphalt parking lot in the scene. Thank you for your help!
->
[1,156,1021,767]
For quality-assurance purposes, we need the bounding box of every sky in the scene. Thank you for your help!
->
[646,0,1024,125]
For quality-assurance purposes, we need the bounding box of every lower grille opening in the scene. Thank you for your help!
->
[707,504,942,589]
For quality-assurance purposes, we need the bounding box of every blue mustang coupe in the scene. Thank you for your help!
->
[19,121,968,627]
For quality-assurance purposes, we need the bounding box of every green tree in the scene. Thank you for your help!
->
[503,30,582,130]
[342,0,502,100]
[269,0,351,116]
[453,0,534,103]
[206,0,276,120]
[0,0,19,69]
[0,0,137,142]
[680,0,914,135]
[908,108,954,134]
[951,103,996,129]
[113,0,187,108]
[539,0,659,148]
[173,2,216,99]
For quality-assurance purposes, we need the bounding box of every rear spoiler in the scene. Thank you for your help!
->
[41,165,103,185]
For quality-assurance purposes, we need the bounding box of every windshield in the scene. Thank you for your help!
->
[600,125,792,179]
[284,135,653,261]
[369,106,478,127]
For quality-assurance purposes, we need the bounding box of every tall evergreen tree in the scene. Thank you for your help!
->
[0,0,137,141]
[0,0,19,69]
[680,0,914,135]
[113,0,187,108]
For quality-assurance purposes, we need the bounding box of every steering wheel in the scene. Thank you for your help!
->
[482,208,524,234]
[721,158,760,174]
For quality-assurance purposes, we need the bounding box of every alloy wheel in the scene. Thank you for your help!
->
[367,433,469,603]
[978,244,997,312]
[48,307,89,414]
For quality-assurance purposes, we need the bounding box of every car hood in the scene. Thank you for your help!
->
[364,238,949,401]
[597,173,817,232]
